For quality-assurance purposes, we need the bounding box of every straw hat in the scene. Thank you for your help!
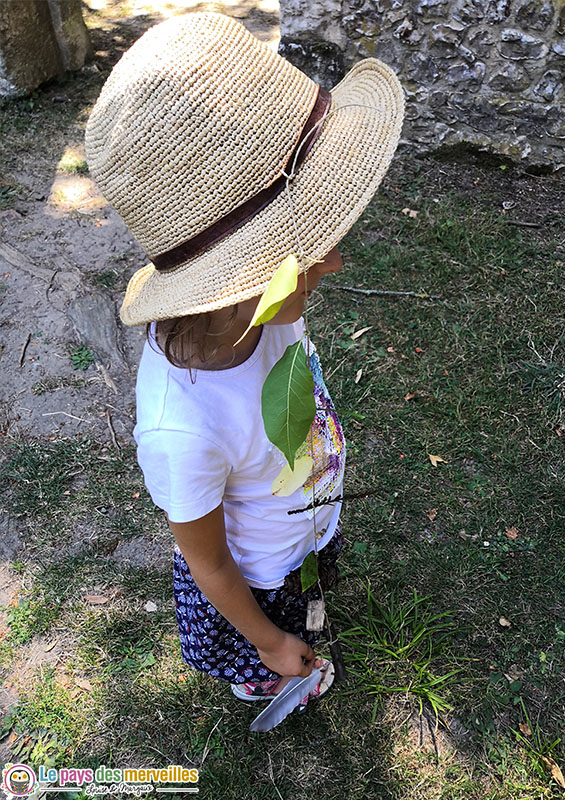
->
[85,12,405,326]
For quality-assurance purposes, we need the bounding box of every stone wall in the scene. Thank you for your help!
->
[0,0,92,99]
[278,0,565,171]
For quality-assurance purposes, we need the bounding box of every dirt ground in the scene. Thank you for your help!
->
[1,0,563,448]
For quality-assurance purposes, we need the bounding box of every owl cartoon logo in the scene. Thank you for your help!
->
[1,764,37,798]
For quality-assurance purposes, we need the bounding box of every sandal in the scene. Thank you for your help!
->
[230,676,285,701]
[231,659,334,705]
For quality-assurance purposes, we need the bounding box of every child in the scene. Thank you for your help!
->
[84,12,405,708]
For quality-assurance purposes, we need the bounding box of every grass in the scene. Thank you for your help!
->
[337,585,462,723]
[0,158,563,798]
[69,345,95,370]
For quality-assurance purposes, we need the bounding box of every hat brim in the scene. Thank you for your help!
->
[119,57,405,326]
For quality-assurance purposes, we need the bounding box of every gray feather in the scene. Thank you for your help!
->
[249,668,322,732]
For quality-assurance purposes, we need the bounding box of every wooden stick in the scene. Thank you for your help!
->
[19,333,31,367]
[505,219,542,228]
[106,410,120,450]
[322,284,442,300]
[287,488,381,515]
[324,617,347,682]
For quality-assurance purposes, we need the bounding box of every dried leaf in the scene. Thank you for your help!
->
[401,207,419,218]
[404,392,416,401]
[499,616,512,627]
[518,721,531,736]
[505,525,519,540]
[428,454,447,467]
[387,346,395,352]
[271,456,313,497]
[426,508,438,521]
[351,326,372,341]
[76,678,93,692]
[354,369,363,384]
[415,347,424,354]
[234,254,298,346]
[540,755,565,789]
[84,595,108,604]
[131,491,140,499]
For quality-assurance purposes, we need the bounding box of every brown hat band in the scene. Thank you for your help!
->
[152,84,332,272]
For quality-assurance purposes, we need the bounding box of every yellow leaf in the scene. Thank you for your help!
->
[541,755,565,789]
[428,454,447,467]
[271,456,313,497]
[234,254,298,346]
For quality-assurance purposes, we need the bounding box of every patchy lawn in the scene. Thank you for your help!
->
[0,2,564,799]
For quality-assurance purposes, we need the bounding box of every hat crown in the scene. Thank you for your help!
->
[85,12,318,260]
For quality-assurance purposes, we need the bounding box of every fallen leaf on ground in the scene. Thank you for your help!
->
[426,508,438,521]
[351,326,372,341]
[428,454,447,467]
[76,678,93,692]
[518,721,531,736]
[540,755,565,789]
[354,369,363,384]
[387,346,395,352]
[505,525,519,540]
[404,392,415,401]
[401,207,419,218]
[414,347,424,354]
[84,595,108,604]
[499,616,512,627]
[131,491,140,499]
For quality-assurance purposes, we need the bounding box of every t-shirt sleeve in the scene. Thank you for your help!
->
[136,429,230,523]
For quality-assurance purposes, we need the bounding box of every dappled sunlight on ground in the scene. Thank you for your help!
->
[84,0,280,46]
[47,174,108,216]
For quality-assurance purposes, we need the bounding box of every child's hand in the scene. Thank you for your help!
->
[256,631,319,678]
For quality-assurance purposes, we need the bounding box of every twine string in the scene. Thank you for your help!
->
[280,100,385,638]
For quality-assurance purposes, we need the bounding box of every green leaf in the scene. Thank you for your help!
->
[234,254,298,346]
[300,551,318,592]
[261,340,315,470]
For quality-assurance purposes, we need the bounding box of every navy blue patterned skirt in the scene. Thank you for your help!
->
[172,526,344,685]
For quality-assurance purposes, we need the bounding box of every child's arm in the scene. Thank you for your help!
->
[169,503,317,679]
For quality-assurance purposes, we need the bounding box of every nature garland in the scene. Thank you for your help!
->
[236,99,391,673]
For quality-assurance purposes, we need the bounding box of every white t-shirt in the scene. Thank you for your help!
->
[134,317,346,589]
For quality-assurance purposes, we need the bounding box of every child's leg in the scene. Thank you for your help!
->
[172,524,345,687]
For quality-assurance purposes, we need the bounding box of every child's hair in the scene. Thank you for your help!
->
[148,304,240,377]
